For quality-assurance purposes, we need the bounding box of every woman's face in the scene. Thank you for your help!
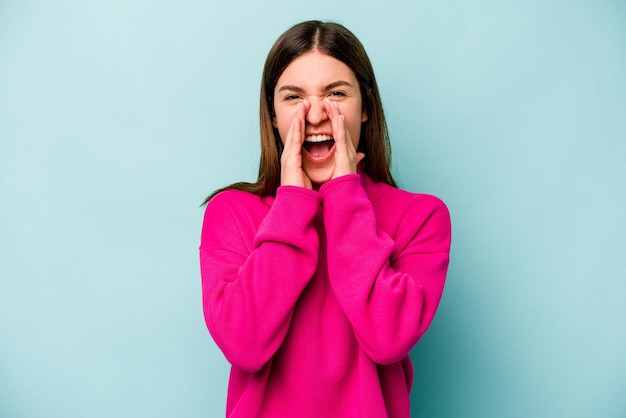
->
[273,51,367,186]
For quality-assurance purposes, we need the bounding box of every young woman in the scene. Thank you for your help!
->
[200,20,451,418]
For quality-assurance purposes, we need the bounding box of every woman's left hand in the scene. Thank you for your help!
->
[325,99,365,180]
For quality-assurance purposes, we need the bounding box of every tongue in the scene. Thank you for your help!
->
[306,141,332,158]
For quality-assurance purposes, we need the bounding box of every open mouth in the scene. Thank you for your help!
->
[303,134,335,158]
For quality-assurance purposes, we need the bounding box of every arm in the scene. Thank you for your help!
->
[200,187,321,372]
[320,175,451,364]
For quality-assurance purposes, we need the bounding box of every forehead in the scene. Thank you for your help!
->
[276,51,358,89]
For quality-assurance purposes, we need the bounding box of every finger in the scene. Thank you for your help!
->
[303,174,312,190]
[331,115,354,179]
[334,114,353,154]
[293,104,303,146]
[324,98,339,120]
[326,101,346,145]
[298,100,308,140]
[281,108,298,164]
[300,98,310,119]
[283,103,303,153]
[281,102,313,188]
[289,101,308,150]
[339,114,354,151]
[356,152,365,166]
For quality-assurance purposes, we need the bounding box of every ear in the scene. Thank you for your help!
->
[272,116,277,128]
[361,110,368,123]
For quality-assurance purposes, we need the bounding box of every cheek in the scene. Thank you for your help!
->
[274,114,291,143]
[341,103,364,131]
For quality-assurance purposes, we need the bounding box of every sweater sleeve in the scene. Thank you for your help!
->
[199,187,321,372]
[320,175,451,365]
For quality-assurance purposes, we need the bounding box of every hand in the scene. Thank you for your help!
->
[325,99,365,180]
[280,101,313,189]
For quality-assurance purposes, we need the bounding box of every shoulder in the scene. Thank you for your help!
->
[208,188,274,209]
[364,178,451,244]
[208,189,269,207]
[366,178,449,219]
[204,190,273,222]
[200,190,274,249]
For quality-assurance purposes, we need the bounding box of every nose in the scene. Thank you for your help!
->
[304,98,328,126]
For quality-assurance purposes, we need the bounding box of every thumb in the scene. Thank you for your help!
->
[356,152,365,166]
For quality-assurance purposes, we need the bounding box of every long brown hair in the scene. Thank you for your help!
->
[204,20,396,204]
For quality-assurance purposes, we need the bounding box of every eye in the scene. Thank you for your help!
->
[328,91,347,98]
[284,94,301,101]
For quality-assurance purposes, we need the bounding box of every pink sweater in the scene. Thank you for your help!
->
[200,172,451,417]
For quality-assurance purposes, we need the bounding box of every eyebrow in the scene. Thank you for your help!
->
[277,80,354,93]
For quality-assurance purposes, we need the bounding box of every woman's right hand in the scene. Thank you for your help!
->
[280,101,312,189]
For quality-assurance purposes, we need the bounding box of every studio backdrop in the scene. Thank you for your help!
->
[1,1,625,417]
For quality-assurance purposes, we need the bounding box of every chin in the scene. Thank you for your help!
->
[304,167,333,188]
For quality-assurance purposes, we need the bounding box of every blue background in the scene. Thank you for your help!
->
[1,1,625,417]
